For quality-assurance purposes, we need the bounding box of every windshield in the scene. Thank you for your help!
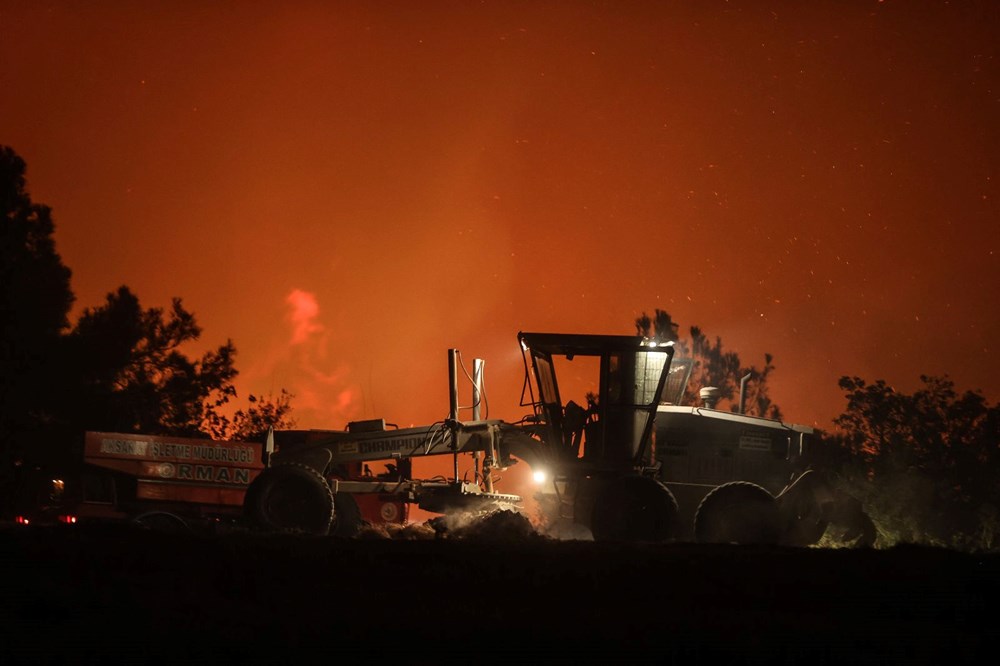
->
[660,358,693,405]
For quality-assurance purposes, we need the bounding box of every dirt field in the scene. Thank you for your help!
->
[2,521,997,664]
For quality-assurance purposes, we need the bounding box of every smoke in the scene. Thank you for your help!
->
[282,290,363,425]
[285,289,324,345]
[239,288,363,428]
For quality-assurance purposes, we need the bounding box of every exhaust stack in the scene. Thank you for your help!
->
[739,372,752,414]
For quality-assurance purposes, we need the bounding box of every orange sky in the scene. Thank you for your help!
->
[2,2,997,501]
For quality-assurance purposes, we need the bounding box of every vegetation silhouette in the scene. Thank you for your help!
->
[818,375,999,551]
[57,285,294,443]
[0,145,293,513]
[1,146,75,500]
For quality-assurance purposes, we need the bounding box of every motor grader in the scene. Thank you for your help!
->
[510,332,875,546]
[245,331,875,545]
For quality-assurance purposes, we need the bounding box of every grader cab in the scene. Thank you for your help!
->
[514,331,875,546]
[504,332,681,541]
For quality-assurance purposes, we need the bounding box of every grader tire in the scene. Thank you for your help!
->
[590,476,679,542]
[783,510,830,547]
[244,463,334,535]
[832,506,878,548]
[777,471,831,547]
[695,481,781,545]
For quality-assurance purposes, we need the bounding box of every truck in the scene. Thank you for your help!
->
[245,331,875,546]
[9,431,405,533]
[10,431,268,530]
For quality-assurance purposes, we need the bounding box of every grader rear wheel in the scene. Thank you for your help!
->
[244,463,334,535]
[694,481,781,545]
[776,470,832,547]
[826,493,878,548]
[782,506,830,547]
[590,476,679,542]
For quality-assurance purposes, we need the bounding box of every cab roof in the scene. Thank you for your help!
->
[517,331,674,357]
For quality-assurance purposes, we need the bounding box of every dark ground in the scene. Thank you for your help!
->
[2,522,998,665]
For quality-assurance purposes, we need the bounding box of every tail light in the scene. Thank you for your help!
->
[57,515,77,524]
[15,516,30,525]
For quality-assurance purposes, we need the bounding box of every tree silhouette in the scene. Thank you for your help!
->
[56,286,239,438]
[0,146,295,488]
[1,146,74,482]
[51,286,295,451]
[634,309,679,342]
[206,389,295,442]
[635,308,782,419]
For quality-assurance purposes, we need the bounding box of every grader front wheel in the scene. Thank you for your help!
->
[244,463,335,535]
